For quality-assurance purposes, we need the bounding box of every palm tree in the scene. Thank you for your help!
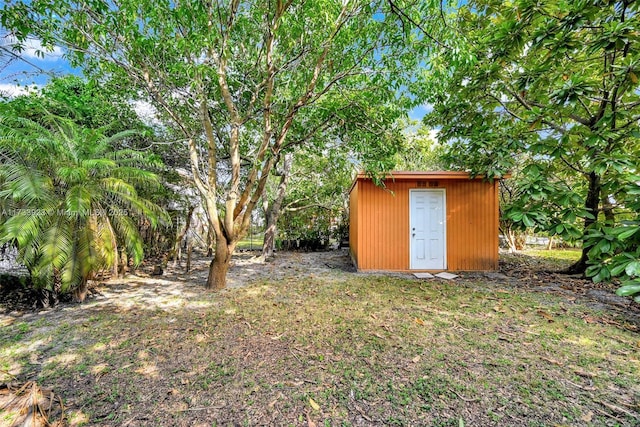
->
[0,109,167,301]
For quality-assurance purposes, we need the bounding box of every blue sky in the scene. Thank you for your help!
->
[0,35,82,95]
[408,102,433,121]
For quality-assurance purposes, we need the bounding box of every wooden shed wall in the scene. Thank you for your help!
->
[350,178,499,271]
[349,183,359,266]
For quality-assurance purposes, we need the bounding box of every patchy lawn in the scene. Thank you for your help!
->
[1,250,639,426]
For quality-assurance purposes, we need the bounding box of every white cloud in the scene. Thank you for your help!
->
[0,83,39,98]
[4,36,63,61]
[130,99,162,127]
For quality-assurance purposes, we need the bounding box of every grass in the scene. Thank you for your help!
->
[523,247,582,264]
[1,250,639,426]
[236,232,264,251]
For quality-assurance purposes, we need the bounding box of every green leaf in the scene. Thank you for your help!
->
[609,262,629,276]
[596,239,611,254]
[616,283,640,297]
[616,227,638,241]
[592,268,610,284]
[522,214,535,228]
[585,264,602,277]
[624,261,640,277]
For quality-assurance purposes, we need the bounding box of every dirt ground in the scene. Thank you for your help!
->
[1,249,639,426]
[3,248,638,327]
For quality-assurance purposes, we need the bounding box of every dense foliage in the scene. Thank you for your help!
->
[3,0,638,303]
[418,0,640,300]
[1,0,425,288]
[0,95,167,300]
[270,146,352,250]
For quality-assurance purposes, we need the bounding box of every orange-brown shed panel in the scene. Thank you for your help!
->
[349,183,359,266]
[348,171,501,272]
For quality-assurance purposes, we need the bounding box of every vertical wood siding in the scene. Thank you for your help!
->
[349,183,359,265]
[445,179,499,271]
[350,177,499,271]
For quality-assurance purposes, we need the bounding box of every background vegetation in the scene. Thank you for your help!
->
[1,0,638,301]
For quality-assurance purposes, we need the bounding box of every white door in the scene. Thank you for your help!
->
[410,189,446,270]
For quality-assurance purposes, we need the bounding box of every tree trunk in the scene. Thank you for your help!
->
[73,278,88,303]
[262,153,293,259]
[186,241,192,272]
[262,210,278,259]
[601,192,615,224]
[500,223,519,253]
[566,171,600,274]
[173,205,195,267]
[206,227,213,257]
[118,248,128,278]
[506,229,518,253]
[207,236,234,290]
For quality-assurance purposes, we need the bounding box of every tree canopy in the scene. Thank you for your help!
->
[0,98,167,301]
[2,0,426,289]
[417,0,640,300]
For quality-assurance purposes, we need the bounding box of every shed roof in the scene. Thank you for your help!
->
[349,171,505,194]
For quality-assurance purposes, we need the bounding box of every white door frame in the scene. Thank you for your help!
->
[409,189,447,270]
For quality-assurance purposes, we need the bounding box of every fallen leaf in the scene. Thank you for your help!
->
[537,310,555,322]
[285,380,304,387]
[573,368,595,378]
[540,357,564,367]
[412,355,421,363]
[306,412,317,427]
[414,317,425,325]
[309,398,320,411]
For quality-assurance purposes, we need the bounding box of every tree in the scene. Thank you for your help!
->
[2,0,419,289]
[0,106,167,301]
[393,122,447,171]
[418,0,640,297]
[261,143,354,258]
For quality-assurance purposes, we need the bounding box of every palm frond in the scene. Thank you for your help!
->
[111,214,144,265]
[100,177,137,198]
[65,185,93,217]
[103,129,142,146]
[39,217,74,271]
[80,158,117,173]
[57,166,89,186]
[1,106,168,296]
[0,161,54,204]
[93,212,117,268]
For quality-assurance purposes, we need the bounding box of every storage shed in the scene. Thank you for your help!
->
[349,171,501,272]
